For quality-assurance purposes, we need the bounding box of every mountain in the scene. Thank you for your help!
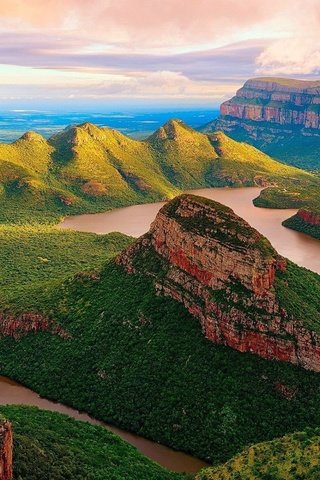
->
[0,120,320,239]
[196,428,320,480]
[1,194,320,467]
[202,77,320,170]
[118,194,320,371]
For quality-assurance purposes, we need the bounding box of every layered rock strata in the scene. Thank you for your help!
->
[220,78,320,129]
[117,194,320,372]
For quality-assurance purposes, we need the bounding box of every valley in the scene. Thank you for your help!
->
[1,194,320,477]
[1,1,319,477]
[0,116,319,479]
[0,377,207,473]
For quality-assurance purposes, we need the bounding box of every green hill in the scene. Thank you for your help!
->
[0,120,319,239]
[196,428,320,480]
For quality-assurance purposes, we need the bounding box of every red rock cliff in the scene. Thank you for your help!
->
[0,419,13,480]
[220,78,320,129]
[117,194,320,372]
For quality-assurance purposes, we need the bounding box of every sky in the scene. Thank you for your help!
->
[0,0,319,110]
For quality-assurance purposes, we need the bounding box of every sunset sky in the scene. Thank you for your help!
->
[0,0,319,110]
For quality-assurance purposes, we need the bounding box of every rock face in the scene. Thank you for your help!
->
[202,77,320,169]
[297,209,320,226]
[117,194,320,372]
[0,312,69,339]
[220,78,320,129]
[0,419,13,480]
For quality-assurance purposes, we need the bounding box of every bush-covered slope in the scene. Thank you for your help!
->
[0,406,181,480]
[196,428,320,480]
[1,258,320,466]
[0,225,131,307]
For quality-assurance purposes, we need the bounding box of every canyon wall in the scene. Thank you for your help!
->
[117,194,320,372]
[202,77,320,169]
[0,419,12,480]
[220,78,320,129]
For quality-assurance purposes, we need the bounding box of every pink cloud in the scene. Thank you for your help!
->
[0,0,293,49]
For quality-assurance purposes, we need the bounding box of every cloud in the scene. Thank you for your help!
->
[256,0,320,74]
[0,0,318,105]
[0,0,293,51]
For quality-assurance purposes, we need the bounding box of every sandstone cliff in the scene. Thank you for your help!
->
[202,77,320,169]
[220,78,320,129]
[117,194,320,372]
[0,419,12,480]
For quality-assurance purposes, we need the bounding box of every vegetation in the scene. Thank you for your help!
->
[276,261,320,333]
[0,225,131,307]
[283,214,320,240]
[1,257,320,467]
[196,428,320,480]
[0,120,319,239]
[0,405,182,480]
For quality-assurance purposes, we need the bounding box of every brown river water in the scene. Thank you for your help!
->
[1,187,320,473]
[59,187,320,274]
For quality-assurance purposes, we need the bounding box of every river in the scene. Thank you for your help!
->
[59,187,320,274]
[0,376,208,472]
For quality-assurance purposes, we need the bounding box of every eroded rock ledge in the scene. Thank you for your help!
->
[117,194,320,372]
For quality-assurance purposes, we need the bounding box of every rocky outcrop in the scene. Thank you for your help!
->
[297,209,320,226]
[0,312,69,339]
[117,194,320,372]
[0,419,13,480]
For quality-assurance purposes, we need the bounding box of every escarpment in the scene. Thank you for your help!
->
[202,77,320,169]
[219,78,320,129]
[117,194,320,372]
[0,419,12,480]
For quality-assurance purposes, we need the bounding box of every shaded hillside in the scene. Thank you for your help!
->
[0,196,320,466]
[0,120,319,239]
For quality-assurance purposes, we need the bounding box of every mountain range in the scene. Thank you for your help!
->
[1,103,320,479]
[0,119,319,239]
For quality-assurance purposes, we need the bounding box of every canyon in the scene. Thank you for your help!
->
[118,194,320,372]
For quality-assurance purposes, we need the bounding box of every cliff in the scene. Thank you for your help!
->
[117,194,320,372]
[220,78,320,129]
[202,77,320,169]
[0,418,12,480]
